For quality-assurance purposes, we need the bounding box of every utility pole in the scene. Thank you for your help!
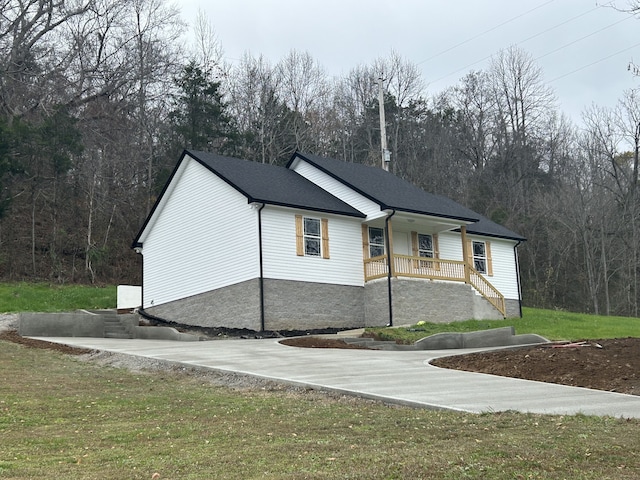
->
[377,76,390,171]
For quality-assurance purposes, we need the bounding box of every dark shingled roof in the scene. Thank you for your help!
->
[289,152,525,241]
[187,150,365,218]
[289,152,479,221]
[463,215,526,242]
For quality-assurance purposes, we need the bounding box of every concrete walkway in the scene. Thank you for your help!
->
[33,336,640,419]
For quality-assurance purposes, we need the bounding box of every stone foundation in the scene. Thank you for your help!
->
[146,278,364,331]
[146,277,518,331]
[263,279,364,331]
[146,279,262,330]
[365,277,514,327]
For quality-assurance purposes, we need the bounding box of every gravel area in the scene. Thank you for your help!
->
[0,313,18,332]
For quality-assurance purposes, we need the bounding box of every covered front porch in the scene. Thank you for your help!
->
[362,213,506,318]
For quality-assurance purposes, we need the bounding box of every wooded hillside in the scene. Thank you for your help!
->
[0,0,638,317]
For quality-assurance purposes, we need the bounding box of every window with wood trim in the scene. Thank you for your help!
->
[417,234,434,258]
[471,240,492,275]
[295,215,330,259]
[411,232,440,270]
[368,227,385,258]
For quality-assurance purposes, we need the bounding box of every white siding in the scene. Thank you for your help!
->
[438,231,520,300]
[142,158,259,307]
[438,231,465,262]
[291,159,385,220]
[479,236,521,300]
[262,206,364,286]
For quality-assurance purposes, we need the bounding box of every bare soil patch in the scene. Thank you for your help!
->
[0,329,93,355]
[284,335,640,396]
[431,338,640,396]
[280,336,371,349]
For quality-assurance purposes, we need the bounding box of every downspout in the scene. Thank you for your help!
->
[384,210,396,326]
[257,203,266,332]
[514,241,523,318]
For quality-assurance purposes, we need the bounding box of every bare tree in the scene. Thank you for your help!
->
[275,50,330,152]
[450,70,497,172]
[0,0,96,118]
[331,65,380,164]
[227,53,294,164]
[486,46,557,214]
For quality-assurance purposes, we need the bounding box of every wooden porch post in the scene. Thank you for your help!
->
[461,225,470,283]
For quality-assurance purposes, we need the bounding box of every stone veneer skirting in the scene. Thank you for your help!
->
[146,278,365,331]
[364,278,516,327]
[147,277,520,331]
[146,279,263,330]
[263,279,364,331]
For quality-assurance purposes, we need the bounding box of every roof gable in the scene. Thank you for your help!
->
[289,152,479,222]
[188,150,364,217]
[133,151,365,247]
[288,152,525,241]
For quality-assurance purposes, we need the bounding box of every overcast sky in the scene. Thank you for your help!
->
[173,0,639,124]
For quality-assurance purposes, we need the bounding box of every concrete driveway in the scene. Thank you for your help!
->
[32,336,640,418]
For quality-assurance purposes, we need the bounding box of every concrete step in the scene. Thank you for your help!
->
[104,324,125,332]
[101,314,132,339]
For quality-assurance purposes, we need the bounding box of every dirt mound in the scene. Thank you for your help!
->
[431,337,639,396]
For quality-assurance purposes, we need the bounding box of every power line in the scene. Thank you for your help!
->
[534,14,633,61]
[425,4,632,87]
[417,0,555,65]
[517,5,600,46]
[547,41,640,83]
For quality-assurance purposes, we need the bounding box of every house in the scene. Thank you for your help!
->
[132,150,525,331]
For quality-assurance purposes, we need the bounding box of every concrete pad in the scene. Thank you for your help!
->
[28,336,640,419]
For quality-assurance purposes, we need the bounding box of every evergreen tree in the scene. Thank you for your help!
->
[169,61,238,154]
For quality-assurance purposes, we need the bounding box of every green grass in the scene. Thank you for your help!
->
[0,282,116,313]
[1,342,638,480]
[367,307,640,343]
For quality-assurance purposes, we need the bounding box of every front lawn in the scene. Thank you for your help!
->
[1,341,638,479]
[366,307,640,343]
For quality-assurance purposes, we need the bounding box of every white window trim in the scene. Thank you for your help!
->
[303,217,322,257]
[472,240,487,274]
[368,227,385,258]
[417,233,434,258]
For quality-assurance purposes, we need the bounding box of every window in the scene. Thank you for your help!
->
[472,240,487,274]
[368,227,385,258]
[295,215,330,259]
[303,217,321,257]
[411,232,440,270]
[417,234,433,258]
